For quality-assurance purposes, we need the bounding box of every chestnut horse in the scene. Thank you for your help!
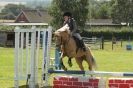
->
[54,24,97,71]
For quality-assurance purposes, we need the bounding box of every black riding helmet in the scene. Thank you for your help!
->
[63,12,72,17]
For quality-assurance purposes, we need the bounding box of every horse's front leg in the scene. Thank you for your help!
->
[59,52,67,71]
[68,57,73,67]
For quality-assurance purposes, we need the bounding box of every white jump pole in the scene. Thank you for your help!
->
[29,26,37,88]
[41,29,46,87]
[41,26,52,87]
[26,32,30,77]
[44,26,52,87]
[14,27,20,88]
[20,31,24,76]
[36,29,40,86]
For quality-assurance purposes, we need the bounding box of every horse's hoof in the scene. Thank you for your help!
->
[64,68,67,71]
[68,58,72,67]
[68,61,73,67]
[62,67,67,71]
[69,64,72,67]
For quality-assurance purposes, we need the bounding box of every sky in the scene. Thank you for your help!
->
[0,0,52,6]
[0,0,26,2]
[0,1,26,6]
[0,0,31,1]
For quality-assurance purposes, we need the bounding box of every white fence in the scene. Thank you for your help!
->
[14,26,52,88]
[82,37,102,49]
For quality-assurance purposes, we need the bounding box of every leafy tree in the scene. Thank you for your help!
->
[3,12,15,19]
[89,0,100,19]
[48,0,89,30]
[89,0,111,19]
[1,4,26,16]
[111,0,133,25]
[97,2,111,19]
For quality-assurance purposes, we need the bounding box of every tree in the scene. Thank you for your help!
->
[48,0,89,30]
[97,2,111,19]
[1,4,26,16]
[111,0,133,25]
[89,0,112,19]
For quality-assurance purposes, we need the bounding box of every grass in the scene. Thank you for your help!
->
[94,49,133,72]
[63,41,133,72]
[0,47,14,87]
[0,41,133,87]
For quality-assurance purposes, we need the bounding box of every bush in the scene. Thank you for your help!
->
[81,26,133,40]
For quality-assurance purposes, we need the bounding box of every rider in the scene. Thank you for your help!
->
[63,12,86,67]
[63,12,86,51]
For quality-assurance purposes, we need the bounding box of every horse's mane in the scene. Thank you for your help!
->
[56,24,70,34]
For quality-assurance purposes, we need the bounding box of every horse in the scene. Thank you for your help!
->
[54,24,97,71]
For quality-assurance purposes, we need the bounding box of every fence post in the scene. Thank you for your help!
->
[120,39,123,47]
[101,36,104,50]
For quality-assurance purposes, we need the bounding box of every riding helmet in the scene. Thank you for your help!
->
[63,12,72,17]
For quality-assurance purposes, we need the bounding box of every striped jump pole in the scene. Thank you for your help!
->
[48,70,133,77]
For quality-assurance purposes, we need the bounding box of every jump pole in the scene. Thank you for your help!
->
[48,70,133,77]
[14,27,20,88]
[42,26,52,87]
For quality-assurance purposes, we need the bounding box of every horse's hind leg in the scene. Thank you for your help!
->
[75,57,84,71]
[85,55,93,71]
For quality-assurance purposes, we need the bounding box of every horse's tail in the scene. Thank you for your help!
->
[87,47,97,70]
[91,56,97,70]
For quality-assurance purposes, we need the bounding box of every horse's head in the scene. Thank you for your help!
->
[54,24,70,47]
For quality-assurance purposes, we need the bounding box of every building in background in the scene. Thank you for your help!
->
[15,9,51,23]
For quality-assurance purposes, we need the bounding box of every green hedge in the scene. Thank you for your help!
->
[0,25,133,40]
[0,26,14,31]
[81,27,133,40]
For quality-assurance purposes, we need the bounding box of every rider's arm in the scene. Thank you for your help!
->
[69,18,78,33]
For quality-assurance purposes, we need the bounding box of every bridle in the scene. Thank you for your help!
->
[55,33,71,49]
[55,36,63,47]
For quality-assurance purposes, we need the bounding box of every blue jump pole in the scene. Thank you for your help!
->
[55,47,61,70]
[123,73,133,77]
[48,69,133,77]
[48,69,85,74]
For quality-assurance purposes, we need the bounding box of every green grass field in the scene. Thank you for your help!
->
[0,41,133,87]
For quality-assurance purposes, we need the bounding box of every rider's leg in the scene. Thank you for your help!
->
[74,33,86,51]
[80,40,86,51]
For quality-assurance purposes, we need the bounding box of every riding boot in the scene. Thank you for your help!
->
[82,46,86,52]
[80,39,86,51]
